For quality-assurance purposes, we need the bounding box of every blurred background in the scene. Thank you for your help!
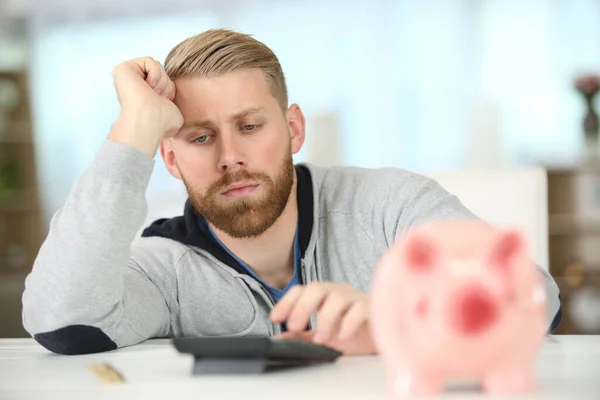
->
[1,0,600,337]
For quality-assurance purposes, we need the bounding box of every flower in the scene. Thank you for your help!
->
[574,74,600,95]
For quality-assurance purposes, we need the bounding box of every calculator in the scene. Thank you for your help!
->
[172,336,342,374]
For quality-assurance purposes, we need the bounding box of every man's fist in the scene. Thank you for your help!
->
[109,57,184,157]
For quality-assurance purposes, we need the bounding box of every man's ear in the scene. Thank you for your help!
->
[286,103,306,154]
[160,138,183,180]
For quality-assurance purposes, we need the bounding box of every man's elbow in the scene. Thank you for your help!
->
[31,325,118,355]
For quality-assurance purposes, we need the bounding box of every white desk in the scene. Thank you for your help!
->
[1,335,599,400]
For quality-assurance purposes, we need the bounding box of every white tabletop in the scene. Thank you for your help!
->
[0,335,599,400]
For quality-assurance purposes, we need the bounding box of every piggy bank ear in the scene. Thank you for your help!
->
[488,230,526,273]
[404,234,437,272]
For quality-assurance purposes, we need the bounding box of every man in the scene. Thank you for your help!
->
[22,29,562,356]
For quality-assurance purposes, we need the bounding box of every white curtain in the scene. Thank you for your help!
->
[28,0,600,225]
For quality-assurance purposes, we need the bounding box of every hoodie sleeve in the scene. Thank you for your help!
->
[22,140,172,355]
[398,175,563,334]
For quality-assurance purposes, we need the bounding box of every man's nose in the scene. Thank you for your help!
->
[217,134,246,173]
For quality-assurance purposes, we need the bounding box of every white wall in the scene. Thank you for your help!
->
[24,0,600,226]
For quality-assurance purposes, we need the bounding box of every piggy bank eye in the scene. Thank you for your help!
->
[415,298,429,317]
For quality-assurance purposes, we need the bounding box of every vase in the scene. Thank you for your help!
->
[575,74,600,162]
[583,92,599,161]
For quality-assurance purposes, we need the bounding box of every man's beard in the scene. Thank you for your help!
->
[183,153,295,239]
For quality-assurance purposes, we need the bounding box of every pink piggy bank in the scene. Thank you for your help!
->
[369,219,547,397]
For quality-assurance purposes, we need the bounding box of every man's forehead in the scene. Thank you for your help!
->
[175,73,273,107]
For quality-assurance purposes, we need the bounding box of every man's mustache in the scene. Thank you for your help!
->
[209,170,271,193]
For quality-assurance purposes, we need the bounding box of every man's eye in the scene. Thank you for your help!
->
[195,135,210,143]
[242,124,259,132]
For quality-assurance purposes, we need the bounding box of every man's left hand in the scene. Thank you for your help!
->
[269,282,377,356]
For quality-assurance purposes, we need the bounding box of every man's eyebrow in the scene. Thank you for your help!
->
[181,107,266,129]
[231,107,266,120]
[182,120,214,129]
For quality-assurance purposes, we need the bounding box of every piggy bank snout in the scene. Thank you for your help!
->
[450,285,500,336]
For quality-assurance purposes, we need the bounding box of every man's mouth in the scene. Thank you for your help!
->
[221,182,260,197]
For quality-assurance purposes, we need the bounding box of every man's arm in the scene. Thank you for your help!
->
[22,57,184,354]
[22,140,173,354]
[399,176,562,334]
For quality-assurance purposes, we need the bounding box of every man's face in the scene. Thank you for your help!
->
[162,69,305,238]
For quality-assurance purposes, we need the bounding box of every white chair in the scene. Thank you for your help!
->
[422,166,549,271]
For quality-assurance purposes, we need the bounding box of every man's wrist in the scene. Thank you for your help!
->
[108,113,163,158]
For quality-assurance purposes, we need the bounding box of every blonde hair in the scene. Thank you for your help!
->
[164,29,288,111]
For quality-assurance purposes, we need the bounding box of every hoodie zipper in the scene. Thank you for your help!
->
[300,259,313,330]
[300,259,307,286]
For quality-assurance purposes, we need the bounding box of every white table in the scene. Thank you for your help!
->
[1,335,599,400]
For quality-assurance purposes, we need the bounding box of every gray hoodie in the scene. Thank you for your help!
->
[21,139,562,355]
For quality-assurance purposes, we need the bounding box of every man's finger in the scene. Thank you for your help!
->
[154,72,171,95]
[337,301,368,341]
[286,284,330,331]
[274,330,314,342]
[136,57,162,87]
[313,292,353,344]
[269,285,304,323]
[164,79,177,101]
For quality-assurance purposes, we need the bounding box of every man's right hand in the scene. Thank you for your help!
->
[108,57,184,158]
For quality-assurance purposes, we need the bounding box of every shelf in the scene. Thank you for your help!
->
[545,161,600,174]
[0,272,28,291]
[549,214,600,236]
[0,187,39,213]
[0,120,33,144]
